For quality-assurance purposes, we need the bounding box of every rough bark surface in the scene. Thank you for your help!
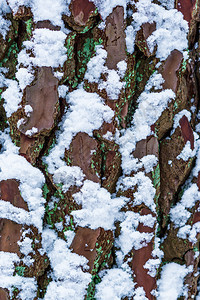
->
[0,0,200,299]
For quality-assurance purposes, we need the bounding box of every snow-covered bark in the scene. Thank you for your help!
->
[0,0,200,299]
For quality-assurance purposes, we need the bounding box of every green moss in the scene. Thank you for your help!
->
[25,18,33,37]
[76,37,103,80]
[42,184,50,199]
[152,164,160,189]
[65,32,77,60]
[86,274,101,300]
[15,266,26,277]
[0,41,19,77]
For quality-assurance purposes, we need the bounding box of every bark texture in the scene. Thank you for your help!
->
[0,0,200,299]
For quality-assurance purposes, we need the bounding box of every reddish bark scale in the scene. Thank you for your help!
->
[36,20,60,30]
[72,0,96,26]
[131,208,156,300]
[105,6,126,69]
[70,227,100,272]
[68,132,100,183]
[121,102,129,128]
[161,50,183,92]
[0,288,9,300]
[179,115,194,150]
[0,179,28,210]
[19,133,35,163]
[19,67,58,137]
[192,202,200,224]
[177,0,196,25]
[131,244,156,300]
[135,22,156,57]
[133,136,159,159]
[0,219,22,255]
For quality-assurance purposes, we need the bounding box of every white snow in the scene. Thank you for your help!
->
[171,184,200,228]
[42,230,91,300]
[157,263,191,299]
[117,72,174,175]
[2,79,22,117]
[53,166,85,193]
[177,141,196,161]
[117,172,156,212]
[0,1,11,39]
[7,0,70,27]
[25,126,38,136]
[0,132,46,231]
[172,109,191,134]
[160,0,175,10]
[115,211,154,256]
[126,0,188,60]
[15,68,34,91]
[85,46,126,100]
[72,180,127,230]
[95,268,135,300]
[44,86,114,174]
[92,0,127,20]
[18,28,67,68]
[31,0,70,27]
[0,251,37,300]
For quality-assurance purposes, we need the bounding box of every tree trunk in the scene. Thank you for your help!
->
[0,0,200,299]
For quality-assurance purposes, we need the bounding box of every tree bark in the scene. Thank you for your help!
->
[0,0,200,299]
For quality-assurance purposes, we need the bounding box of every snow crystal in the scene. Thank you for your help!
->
[134,287,148,300]
[7,0,31,13]
[102,130,115,141]
[160,0,175,10]
[92,0,127,20]
[72,180,127,230]
[144,258,161,277]
[95,268,135,300]
[0,251,37,300]
[134,89,174,138]
[25,126,38,136]
[126,0,188,60]
[58,85,69,98]
[85,46,126,100]
[117,60,127,78]
[117,172,156,212]
[144,236,164,277]
[2,79,22,117]
[118,72,174,175]
[44,86,114,174]
[84,46,107,83]
[43,230,91,300]
[24,104,33,116]
[53,166,84,193]
[157,262,190,299]
[0,1,11,39]
[8,0,70,28]
[18,28,67,68]
[115,211,154,256]
[15,68,34,91]
[98,69,125,100]
[125,25,135,54]
[31,0,70,27]
[18,236,33,256]
[177,141,196,161]
[0,135,45,230]
[171,184,200,227]
[172,109,191,134]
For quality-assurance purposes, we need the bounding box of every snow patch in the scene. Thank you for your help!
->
[72,180,127,230]
[95,268,135,300]
[44,86,114,174]
[157,262,191,299]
